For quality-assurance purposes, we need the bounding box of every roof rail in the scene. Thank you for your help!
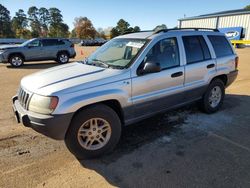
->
[122,30,153,35]
[154,28,219,34]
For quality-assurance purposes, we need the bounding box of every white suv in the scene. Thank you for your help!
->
[12,28,238,158]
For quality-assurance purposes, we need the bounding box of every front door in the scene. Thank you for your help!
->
[25,39,43,60]
[131,37,185,118]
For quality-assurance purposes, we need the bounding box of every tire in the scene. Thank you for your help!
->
[65,104,122,159]
[200,79,225,114]
[57,52,69,64]
[9,54,24,67]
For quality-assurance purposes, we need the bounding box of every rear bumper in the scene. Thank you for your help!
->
[70,52,76,58]
[12,96,73,140]
[226,70,238,87]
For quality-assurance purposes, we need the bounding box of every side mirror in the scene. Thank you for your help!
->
[141,61,161,74]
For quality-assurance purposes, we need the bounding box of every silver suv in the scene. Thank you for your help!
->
[12,28,238,158]
[0,38,76,67]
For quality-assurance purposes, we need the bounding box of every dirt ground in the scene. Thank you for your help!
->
[0,46,250,188]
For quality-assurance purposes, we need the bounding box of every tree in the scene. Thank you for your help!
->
[70,28,77,38]
[96,27,106,39]
[116,19,130,33]
[110,19,141,38]
[73,17,97,39]
[153,24,167,31]
[57,23,69,38]
[110,27,119,38]
[39,7,50,37]
[245,5,250,10]
[12,9,29,38]
[48,8,69,37]
[133,26,141,32]
[0,4,13,37]
[28,6,41,37]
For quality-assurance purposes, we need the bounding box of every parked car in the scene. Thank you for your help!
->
[0,38,76,67]
[12,28,238,158]
[80,38,107,46]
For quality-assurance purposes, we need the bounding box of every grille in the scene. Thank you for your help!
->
[18,88,31,109]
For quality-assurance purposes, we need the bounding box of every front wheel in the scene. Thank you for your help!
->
[200,79,225,114]
[65,104,121,159]
[9,55,24,67]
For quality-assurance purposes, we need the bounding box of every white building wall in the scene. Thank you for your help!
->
[218,14,250,40]
[180,14,250,40]
[180,18,217,29]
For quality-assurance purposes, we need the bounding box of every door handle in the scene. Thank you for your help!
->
[207,64,215,69]
[171,71,183,78]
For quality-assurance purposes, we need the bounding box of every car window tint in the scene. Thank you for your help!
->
[199,36,211,60]
[28,40,40,47]
[42,39,65,46]
[183,36,204,64]
[145,38,180,70]
[56,40,65,45]
[208,35,233,57]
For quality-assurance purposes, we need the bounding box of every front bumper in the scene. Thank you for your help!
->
[12,96,73,140]
[226,70,238,87]
[0,54,7,63]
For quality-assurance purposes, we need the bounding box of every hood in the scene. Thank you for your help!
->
[0,44,20,50]
[21,62,128,95]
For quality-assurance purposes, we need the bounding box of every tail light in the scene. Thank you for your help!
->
[235,56,239,69]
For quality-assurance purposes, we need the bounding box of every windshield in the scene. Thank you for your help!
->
[20,39,36,46]
[86,38,147,69]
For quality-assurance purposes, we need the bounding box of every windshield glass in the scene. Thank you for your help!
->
[20,39,36,46]
[86,38,147,69]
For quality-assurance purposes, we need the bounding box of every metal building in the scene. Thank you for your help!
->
[178,9,250,40]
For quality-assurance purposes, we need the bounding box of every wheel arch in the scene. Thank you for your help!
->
[57,50,70,57]
[8,52,25,62]
[69,99,124,126]
[211,74,227,86]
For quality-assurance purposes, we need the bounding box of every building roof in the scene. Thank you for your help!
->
[179,9,250,21]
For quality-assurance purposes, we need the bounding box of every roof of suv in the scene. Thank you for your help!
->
[116,29,224,40]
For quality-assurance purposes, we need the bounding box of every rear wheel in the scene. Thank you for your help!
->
[65,104,121,159]
[200,79,225,113]
[57,52,69,64]
[9,55,24,67]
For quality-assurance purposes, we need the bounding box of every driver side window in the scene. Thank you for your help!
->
[144,38,180,70]
[28,40,41,47]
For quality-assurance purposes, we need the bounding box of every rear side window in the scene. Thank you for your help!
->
[208,35,233,58]
[182,36,211,64]
[42,39,65,46]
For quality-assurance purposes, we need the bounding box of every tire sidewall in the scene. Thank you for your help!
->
[203,79,225,113]
[57,52,69,64]
[9,55,24,67]
[65,104,121,159]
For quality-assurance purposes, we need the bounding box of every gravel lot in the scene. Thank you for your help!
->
[0,46,250,188]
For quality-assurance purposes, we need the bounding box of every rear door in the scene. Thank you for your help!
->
[207,35,236,75]
[182,35,216,101]
[131,37,185,118]
[41,39,59,59]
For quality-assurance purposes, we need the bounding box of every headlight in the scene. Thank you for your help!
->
[0,50,5,54]
[28,94,59,114]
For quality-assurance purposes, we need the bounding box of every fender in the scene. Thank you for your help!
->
[53,88,132,116]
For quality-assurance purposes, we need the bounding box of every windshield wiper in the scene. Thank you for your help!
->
[108,64,125,69]
[91,59,109,68]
